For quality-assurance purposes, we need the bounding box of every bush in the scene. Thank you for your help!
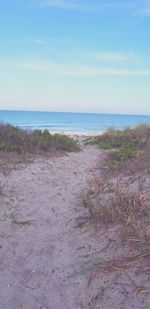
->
[94,125,150,153]
[0,123,79,154]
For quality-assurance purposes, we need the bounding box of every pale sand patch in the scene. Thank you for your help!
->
[49,131,103,144]
[0,145,149,308]
[49,130,103,137]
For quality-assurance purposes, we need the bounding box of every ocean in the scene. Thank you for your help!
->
[0,110,150,133]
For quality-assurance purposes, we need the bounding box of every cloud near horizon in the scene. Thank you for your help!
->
[1,58,150,77]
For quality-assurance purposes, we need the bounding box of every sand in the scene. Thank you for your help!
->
[49,131,103,136]
[0,144,149,309]
[49,131,103,143]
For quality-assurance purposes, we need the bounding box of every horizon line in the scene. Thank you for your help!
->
[0,108,150,117]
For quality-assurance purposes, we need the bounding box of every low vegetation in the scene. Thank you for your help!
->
[81,125,150,304]
[0,123,79,154]
[0,123,79,175]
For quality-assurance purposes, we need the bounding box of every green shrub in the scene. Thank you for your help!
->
[109,145,136,161]
[94,125,150,153]
[0,123,79,154]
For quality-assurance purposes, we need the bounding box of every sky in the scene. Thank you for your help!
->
[0,0,150,115]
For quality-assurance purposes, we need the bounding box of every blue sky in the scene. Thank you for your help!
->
[0,0,150,114]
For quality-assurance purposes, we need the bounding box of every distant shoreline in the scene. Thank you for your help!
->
[0,109,150,117]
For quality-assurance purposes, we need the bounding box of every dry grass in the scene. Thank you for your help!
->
[82,125,150,226]
[81,125,150,305]
[82,175,149,225]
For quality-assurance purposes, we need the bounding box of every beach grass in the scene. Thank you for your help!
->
[81,125,150,276]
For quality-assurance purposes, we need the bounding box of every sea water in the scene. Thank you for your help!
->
[0,110,150,132]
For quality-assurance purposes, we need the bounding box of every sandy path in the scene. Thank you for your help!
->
[0,145,100,309]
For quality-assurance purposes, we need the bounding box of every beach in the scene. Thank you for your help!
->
[49,131,103,144]
[49,130,103,136]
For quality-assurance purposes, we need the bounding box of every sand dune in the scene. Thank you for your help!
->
[0,144,149,308]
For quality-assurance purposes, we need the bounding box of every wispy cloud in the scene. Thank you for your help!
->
[134,0,150,16]
[1,58,150,76]
[34,0,135,11]
[24,37,48,44]
[90,52,132,62]
[136,7,150,16]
